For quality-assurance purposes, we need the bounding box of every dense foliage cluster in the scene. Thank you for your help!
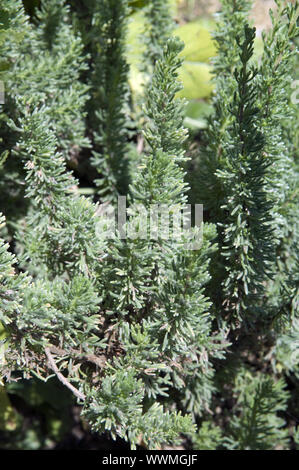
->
[0,0,298,450]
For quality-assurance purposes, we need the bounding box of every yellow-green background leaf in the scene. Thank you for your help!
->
[176,20,217,63]
[177,62,214,99]
[0,386,18,431]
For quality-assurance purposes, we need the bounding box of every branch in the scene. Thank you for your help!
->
[48,344,106,369]
[45,347,86,401]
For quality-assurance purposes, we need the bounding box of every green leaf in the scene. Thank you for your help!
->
[176,20,217,63]
[0,386,19,431]
[177,62,214,100]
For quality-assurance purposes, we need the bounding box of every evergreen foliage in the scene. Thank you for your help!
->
[195,0,298,329]
[258,1,299,321]
[142,0,174,74]
[225,369,290,450]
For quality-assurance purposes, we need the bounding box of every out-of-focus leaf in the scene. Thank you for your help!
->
[128,0,149,12]
[254,35,264,59]
[0,322,7,340]
[176,20,217,63]
[0,61,10,72]
[127,11,146,95]
[128,0,178,14]
[45,407,72,441]
[6,377,73,410]
[0,14,10,33]
[0,322,8,376]
[0,386,19,431]
[177,62,214,100]
[184,99,214,129]
[127,12,215,102]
